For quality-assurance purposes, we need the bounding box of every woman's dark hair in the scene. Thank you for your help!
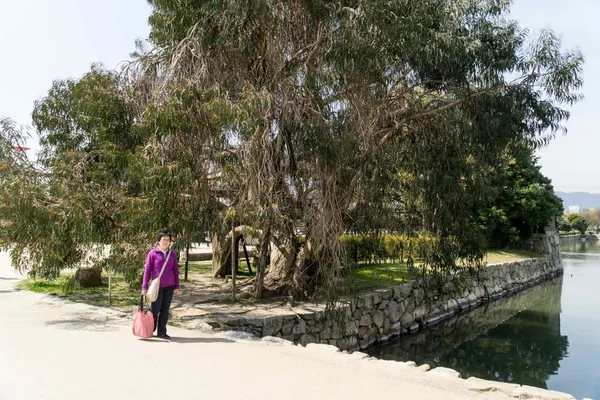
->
[156,231,172,242]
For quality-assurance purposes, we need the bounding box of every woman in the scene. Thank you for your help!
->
[141,231,180,339]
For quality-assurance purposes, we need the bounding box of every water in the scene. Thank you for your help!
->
[366,240,600,399]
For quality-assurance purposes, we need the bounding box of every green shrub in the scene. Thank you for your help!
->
[341,233,437,264]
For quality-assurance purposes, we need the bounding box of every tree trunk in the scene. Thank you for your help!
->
[290,245,313,297]
[263,236,320,299]
[211,232,222,276]
[241,236,252,274]
[213,226,246,278]
[254,226,271,299]
[74,267,102,288]
[264,236,296,283]
[262,233,309,297]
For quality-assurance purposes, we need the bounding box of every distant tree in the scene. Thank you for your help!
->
[478,144,564,248]
[582,210,600,231]
[0,117,28,166]
[0,117,33,236]
[557,217,572,233]
[566,214,588,235]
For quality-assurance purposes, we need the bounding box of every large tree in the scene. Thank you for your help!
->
[29,64,223,284]
[134,0,583,297]
[0,1,584,301]
[0,67,198,283]
[0,70,147,282]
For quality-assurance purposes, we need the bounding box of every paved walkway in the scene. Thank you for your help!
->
[0,251,508,400]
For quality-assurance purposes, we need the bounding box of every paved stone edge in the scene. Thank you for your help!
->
[251,338,579,400]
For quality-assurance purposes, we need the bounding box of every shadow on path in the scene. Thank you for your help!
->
[46,315,125,332]
[169,337,234,344]
[0,289,16,294]
[0,277,19,281]
[135,337,235,344]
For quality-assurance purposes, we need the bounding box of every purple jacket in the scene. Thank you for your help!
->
[142,247,180,290]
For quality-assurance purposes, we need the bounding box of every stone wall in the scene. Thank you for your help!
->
[218,233,563,352]
[521,232,562,267]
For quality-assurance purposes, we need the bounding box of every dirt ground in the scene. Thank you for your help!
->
[168,271,324,330]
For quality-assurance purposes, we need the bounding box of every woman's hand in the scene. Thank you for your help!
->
[141,289,147,296]
[174,289,180,296]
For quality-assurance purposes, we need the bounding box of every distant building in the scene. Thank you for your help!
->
[567,205,581,214]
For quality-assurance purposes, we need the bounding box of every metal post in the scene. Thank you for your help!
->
[231,220,236,301]
[184,240,189,281]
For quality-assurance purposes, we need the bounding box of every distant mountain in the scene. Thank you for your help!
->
[555,192,600,210]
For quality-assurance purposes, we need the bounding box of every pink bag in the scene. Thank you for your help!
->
[132,295,154,339]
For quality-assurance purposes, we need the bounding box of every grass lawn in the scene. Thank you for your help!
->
[483,249,537,264]
[185,260,213,275]
[350,249,537,290]
[185,259,257,277]
[352,262,414,290]
[16,274,140,310]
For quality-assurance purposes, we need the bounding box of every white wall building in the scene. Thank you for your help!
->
[567,205,581,214]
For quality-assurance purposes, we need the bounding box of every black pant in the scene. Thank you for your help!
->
[151,286,175,335]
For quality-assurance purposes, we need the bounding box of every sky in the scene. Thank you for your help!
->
[510,0,600,193]
[0,0,598,193]
[0,0,152,138]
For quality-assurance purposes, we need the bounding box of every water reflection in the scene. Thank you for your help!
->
[561,237,600,255]
[367,278,568,389]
